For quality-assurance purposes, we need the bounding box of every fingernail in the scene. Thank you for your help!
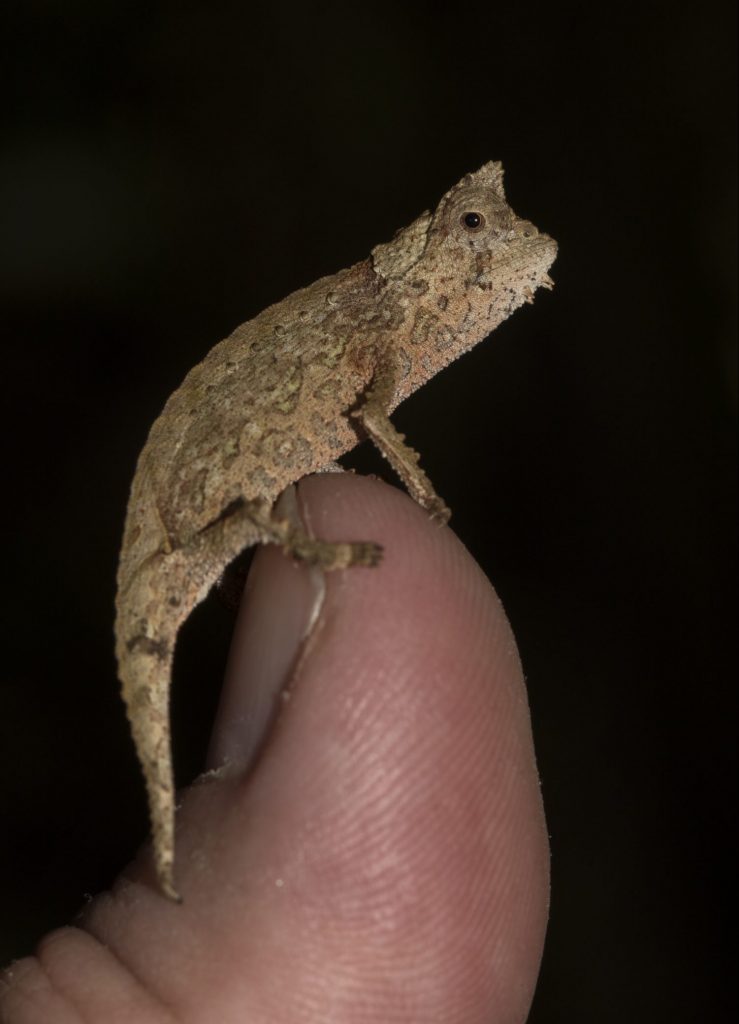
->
[204,488,323,774]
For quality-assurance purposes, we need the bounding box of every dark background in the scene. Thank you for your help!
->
[1,0,735,1019]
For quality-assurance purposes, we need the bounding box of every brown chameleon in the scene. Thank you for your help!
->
[115,161,558,900]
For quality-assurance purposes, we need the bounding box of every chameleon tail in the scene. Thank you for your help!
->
[114,504,270,901]
[115,497,383,901]
[117,616,181,901]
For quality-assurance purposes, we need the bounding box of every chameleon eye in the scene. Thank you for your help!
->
[461,211,485,231]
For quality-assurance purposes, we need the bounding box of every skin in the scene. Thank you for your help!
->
[115,161,557,898]
[1,475,550,1023]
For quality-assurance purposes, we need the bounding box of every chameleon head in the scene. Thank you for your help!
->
[375,162,558,397]
[423,161,558,302]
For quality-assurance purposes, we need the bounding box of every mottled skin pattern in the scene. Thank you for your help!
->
[115,161,558,900]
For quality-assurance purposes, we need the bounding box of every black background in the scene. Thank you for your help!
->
[1,1,736,1019]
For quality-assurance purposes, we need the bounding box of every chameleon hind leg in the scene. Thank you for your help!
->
[240,494,382,569]
[118,492,382,900]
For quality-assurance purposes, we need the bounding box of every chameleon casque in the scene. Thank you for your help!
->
[115,161,558,900]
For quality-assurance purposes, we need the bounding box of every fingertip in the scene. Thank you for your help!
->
[82,473,549,1022]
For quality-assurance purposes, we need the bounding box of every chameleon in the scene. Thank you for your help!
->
[115,161,558,901]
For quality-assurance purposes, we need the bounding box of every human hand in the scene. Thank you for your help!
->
[1,474,549,1023]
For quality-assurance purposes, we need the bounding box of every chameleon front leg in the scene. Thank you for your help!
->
[353,359,451,523]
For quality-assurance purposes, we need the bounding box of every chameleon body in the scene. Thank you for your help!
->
[115,161,557,900]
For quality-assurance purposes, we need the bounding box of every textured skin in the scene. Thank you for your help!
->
[115,161,558,899]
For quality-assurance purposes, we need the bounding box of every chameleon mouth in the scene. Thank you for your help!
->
[529,230,558,262]
[504,230,558,280]
[537,233,558,276]
[530,235,558,289]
